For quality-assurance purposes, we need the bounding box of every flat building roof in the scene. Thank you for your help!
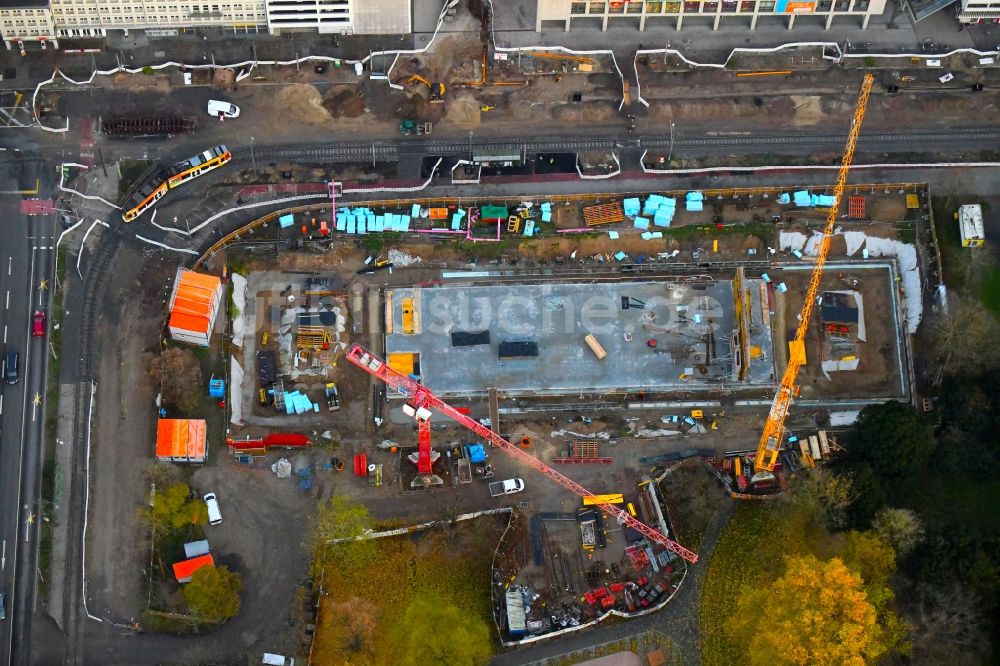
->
[385,277,775,397]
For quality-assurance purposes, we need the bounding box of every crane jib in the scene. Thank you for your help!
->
[752,73,875,474]
[346,343,699,564]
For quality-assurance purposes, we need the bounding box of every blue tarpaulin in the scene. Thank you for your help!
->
[793,190,812,207]
[411,204,421,218]
[634,217,650,230]
[623,197,641,217]
[279,214,294,229]
[467,444,487,463]
[814,194,836,207]
[778,193,791,205]
[654,207,674,227]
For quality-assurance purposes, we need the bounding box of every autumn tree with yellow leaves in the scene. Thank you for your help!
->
[725,554,889,666]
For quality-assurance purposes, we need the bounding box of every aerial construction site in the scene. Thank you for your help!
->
[132,69,938,655]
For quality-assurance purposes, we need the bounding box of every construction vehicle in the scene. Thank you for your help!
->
[324,383,340,412]
[753,73,875,474]
[480,105,495,112]
[346,343,698,563]
[407,74,446,103]
[399,119,432,136]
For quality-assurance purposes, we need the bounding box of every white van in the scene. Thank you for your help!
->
[262,654,294,665]
[207,99,240,118]
[204,492,222,525]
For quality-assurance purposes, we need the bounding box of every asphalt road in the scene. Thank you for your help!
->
[0,157,57,666]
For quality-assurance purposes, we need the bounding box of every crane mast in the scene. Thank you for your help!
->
[346,343,699,564]
[754,73,874,472]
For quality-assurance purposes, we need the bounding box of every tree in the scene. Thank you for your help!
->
[873,508,924,557]
[839,401,934,523]
[387,596,491,666]
[147,346,203,413]
[923,294,1000,379]
[141,482,207,533]
[907,584,992,665]
[843,463,887,527]
[846,401,935,481]
[183,565,242,623]
[312,597,378,665]
[725,554,888,666]
[782,467,855,530]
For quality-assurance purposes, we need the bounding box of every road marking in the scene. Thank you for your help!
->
[9,229,39,654]
[6,256,10,275]
[2,540,5,570]
[32,392,41,422]
[3,325,6,343]
[0,394,3,415]
[5,290,8,309]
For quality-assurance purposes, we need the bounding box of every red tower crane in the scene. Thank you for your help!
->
[346,343,698,564]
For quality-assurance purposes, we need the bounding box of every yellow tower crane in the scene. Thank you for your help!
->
[753,73,874,473]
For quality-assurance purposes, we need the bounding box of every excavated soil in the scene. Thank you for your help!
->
[323,87,366,118]
[277,84,333,124]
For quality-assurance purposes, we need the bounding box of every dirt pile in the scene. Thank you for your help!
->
[445,94,482,129]
[277,84,333,124]
[323,87,366,118]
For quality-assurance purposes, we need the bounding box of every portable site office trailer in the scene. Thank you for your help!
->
[959,204,985,248]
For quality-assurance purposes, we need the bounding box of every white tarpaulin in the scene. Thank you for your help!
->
[804,232,825,256]
[230,273,247,348]
[779,231,923,334]
[779,231,807,252]
[843,231,867,256]
[230,355,244,426]
[863,236,922,334]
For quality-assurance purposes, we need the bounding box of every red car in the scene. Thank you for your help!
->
[32,311,46,337]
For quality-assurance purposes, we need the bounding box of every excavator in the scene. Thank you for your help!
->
[753,73,875,475]
[407,74,446,103]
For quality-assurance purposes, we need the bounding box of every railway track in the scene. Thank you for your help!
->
[62,222,124,665]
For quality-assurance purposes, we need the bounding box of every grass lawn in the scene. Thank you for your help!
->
[313,518,502,663]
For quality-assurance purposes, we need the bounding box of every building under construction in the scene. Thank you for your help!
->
[383,270,773,398]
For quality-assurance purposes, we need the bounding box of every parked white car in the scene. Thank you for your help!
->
[207,99,240,118]
[204,492,223,525]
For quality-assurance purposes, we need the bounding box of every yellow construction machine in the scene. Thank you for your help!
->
[407,74,446,103]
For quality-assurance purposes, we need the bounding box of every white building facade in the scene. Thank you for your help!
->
[2,0,409,47]
[265,0,410,35]
[0,1,56,46]
[957,0,1000,23]
[536,0,887,30]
